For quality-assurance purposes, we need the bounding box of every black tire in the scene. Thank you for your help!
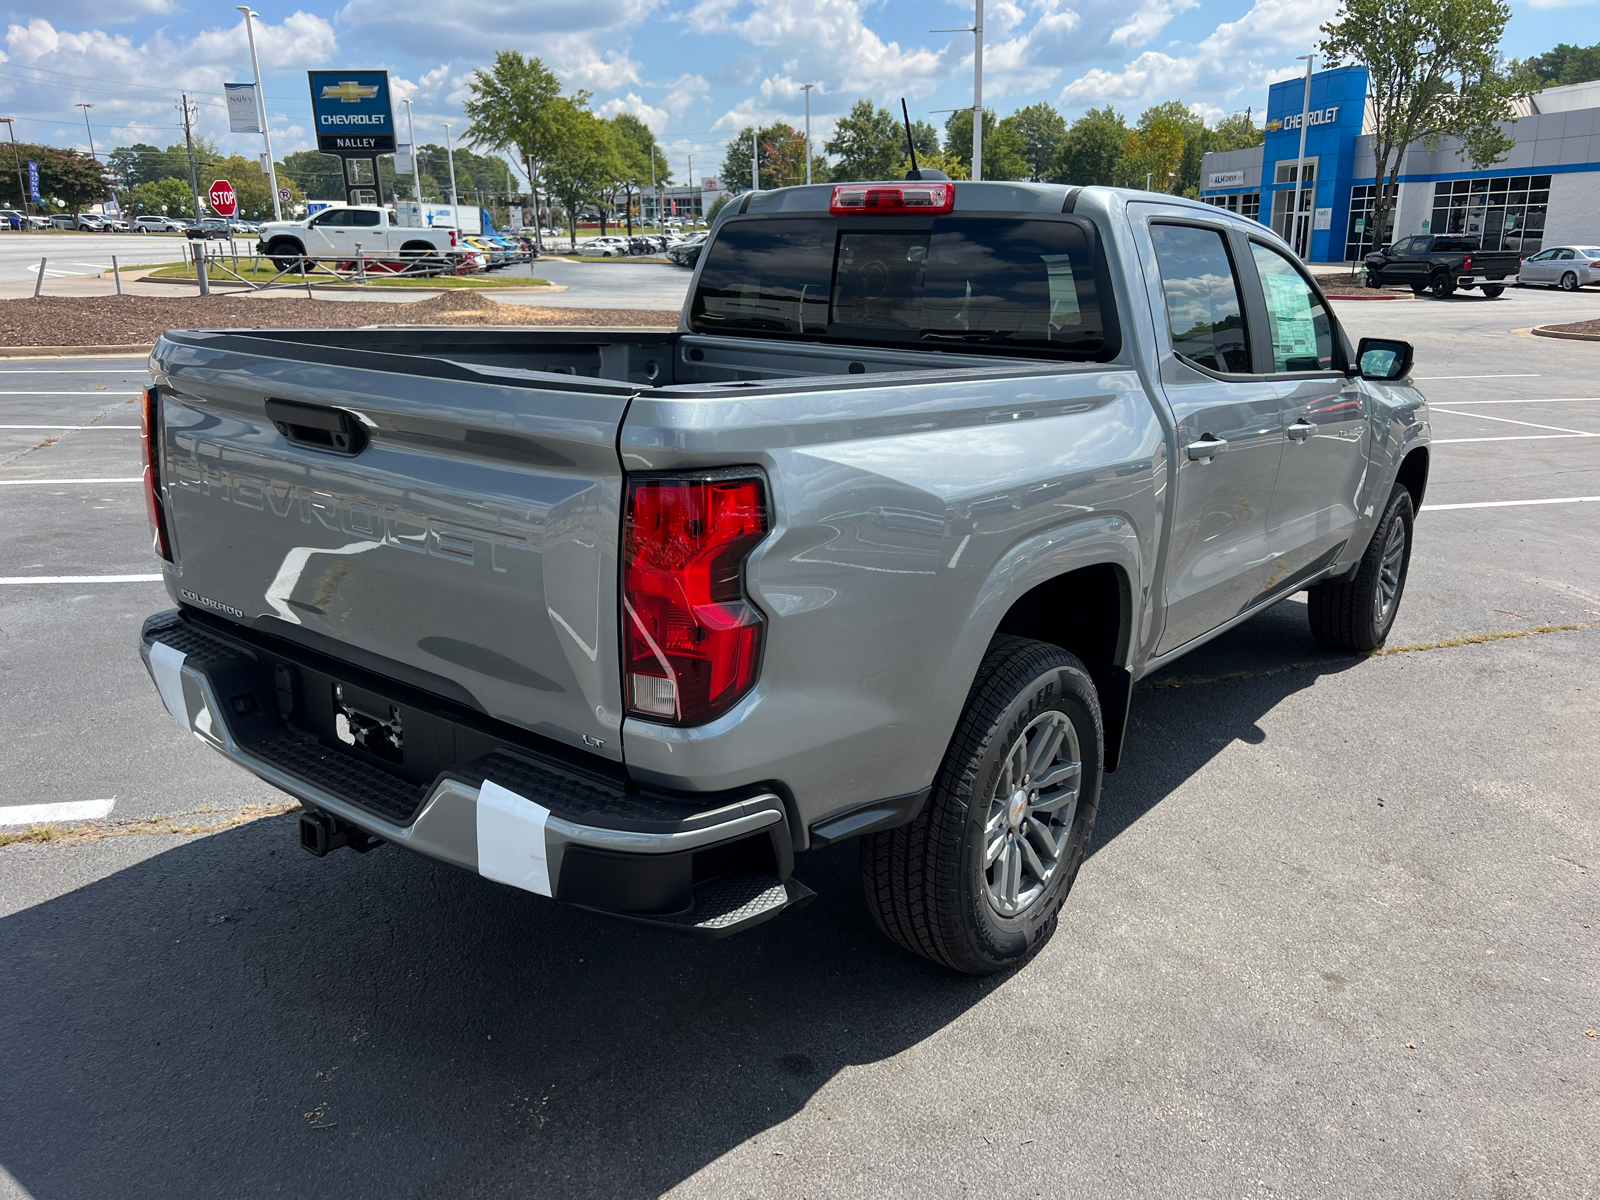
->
[1410,282,1428,296]
[1481,285,1504,298]
[1560,271,1579,292]
[1366,270,1384,289]
[1306,484,1415,653]
[265,238,304,272]
[1430,272,1455,299]
[860,636,1103,975]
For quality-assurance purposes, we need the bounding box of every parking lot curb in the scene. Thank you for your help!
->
[129,274,567,294]
[1531,324,1600,342]
[0,344,152,358]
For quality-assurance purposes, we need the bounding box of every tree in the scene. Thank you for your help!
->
[193,153,302,220]
[724,122,827,190]
[463,50,573,246]
[1050,107,1128,185]
[608,112,669,232]
[1007,102,1068,180]
[1208,111,1264,152]
[1116,119,1186,191]
[705,193,731,224]
[1513,39,1600,87]
[910,119,940,157]
[944,108,1030,180]
[898,147,969,180]
[279,149,345,200]
[544,104,620,248]
[823,100,904,182]
[123,176,197,219]
[1321,0,1528,247]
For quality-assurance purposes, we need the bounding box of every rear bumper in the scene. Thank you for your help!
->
[139,608,810,937]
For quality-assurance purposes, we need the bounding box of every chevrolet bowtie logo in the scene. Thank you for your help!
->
[321,81,379,103]
[1265,118,1282,132]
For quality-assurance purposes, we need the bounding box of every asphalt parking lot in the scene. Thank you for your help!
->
[1,286,1597,1199]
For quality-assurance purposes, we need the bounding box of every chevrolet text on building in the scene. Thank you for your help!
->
[1201,65,1600,262]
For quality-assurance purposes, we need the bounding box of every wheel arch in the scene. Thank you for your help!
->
[1396,446,1429,511]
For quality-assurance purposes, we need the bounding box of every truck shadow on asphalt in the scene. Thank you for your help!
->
[0,602,1363,1200]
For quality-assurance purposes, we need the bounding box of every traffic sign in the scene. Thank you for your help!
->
[209,179,238,218]
[278,187,291,202]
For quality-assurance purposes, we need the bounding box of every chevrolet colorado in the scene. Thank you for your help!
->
[138,181,1430,973]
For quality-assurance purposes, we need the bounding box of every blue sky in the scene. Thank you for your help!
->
[0,0,1586,186]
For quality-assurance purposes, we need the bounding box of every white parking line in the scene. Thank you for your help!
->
[0,574,162,584]
[0,391,140,396]
[0,798,115,826]
[0,424,139,430]
[1431,408,1595,435]
[1429,496,1600,511]
[0,369,145,373]
[1436,398,1598,405]
[0,477,141,485]
[1413,373,1541,380]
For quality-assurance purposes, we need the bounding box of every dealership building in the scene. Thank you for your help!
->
[1199,64,1600,263]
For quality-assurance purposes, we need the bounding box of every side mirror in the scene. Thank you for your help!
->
[1356,337,1413,382]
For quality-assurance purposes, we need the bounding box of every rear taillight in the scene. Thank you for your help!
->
[1462,253,1473,272]
[624,473,769,724]
[141,385,172,562]
[829,183,955,214]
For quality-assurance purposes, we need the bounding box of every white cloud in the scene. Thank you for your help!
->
[1059,0,1336,113]
[662,73,711,113]
[1108,0,1198,48]
[681,0,954,97]
[598,92,670,132]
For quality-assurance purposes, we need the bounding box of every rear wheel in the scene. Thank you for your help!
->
[1430,272,1455,299]
[399,242,446,276]
[1306,484,1415,653]
[1481,284,1505,298]
[1410,282,1428,296]
[1560,271,1579,292]
[860,636,1103,975]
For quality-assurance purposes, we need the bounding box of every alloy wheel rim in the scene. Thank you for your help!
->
[982,710,1082,917]
[1373,518,1407,626]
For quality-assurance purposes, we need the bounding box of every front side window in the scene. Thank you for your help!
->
[1148,223,1249,374]
[311,209,351,227]
[1249,242,1334,373]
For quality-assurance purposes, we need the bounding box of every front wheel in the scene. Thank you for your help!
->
[860,636,1103,975]
[1306,484,1415,653]
[1366,270,1384,289]
[1560,271,1579,292]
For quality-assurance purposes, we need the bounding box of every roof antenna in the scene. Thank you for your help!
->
[901,99,948,181]
[902,98,921,179]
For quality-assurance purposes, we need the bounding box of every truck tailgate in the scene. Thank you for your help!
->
[150,333,633,759]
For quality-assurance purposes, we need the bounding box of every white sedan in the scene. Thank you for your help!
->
[583,236,631,258]
[1518,246,1600,291]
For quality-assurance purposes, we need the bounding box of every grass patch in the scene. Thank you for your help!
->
[143,261,548,288]
[0,802,300,848]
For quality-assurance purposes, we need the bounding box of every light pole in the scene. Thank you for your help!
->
[0,118,26,216]
[401,97,421,204]
[932,2,984,179]
[442,121,460,212]
[751,129,757,192]
[235,7,282,222]
[1292,52,1315,258]
[801,83,815,185]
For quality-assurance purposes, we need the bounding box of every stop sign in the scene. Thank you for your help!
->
[208,179,237,218]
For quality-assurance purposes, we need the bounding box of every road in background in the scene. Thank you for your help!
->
[0,232,192,287]
[0,292,1597,1197]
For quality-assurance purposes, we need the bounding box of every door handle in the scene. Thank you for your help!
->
[1286,420,1315,442]
[1186,435,1228,461]
[265,398,368,455]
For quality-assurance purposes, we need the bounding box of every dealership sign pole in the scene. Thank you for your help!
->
[1292,53,1314,258]
[234,8,282,221]
[307,70,396,208]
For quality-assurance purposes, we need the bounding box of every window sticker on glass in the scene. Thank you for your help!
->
[1250,243,1333,372]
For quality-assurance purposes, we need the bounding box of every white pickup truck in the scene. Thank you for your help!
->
[256,205,460,270]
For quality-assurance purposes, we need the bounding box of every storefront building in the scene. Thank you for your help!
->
[1199,67,1600,263]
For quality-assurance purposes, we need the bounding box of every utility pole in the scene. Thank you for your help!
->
[442,121,459,213]
[973,0,984,181]
[801,83,815,185]
[0,118,26,216]
[1293,53,1315,258]
[649,145,658,228]
[76,102,106,217]
[401,98,421,204]
[178,94,203,220]
[527,152,542,249]
[751,130,758,192]
[236,7,282,221]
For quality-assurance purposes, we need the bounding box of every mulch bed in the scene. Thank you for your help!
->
[1316,270,1410,298]
[0,292,677,348]
[1538,317,1600,337]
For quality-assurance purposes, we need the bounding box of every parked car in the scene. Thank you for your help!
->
[103,216,131,232]
[134,215,187,233]
[74,213,107,231]
[666,233,707,266]
[583,235,630,257]
[1362,234,1520,298]
[1517,245,1600,291]
[0,208,26,230]
[137,181,1431,974]
[49,214,76,230]
[186,218,238,241]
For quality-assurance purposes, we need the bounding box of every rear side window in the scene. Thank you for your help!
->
[1249,242,1333,372]
[690,217,1107,357]
[1148,223,1249,374]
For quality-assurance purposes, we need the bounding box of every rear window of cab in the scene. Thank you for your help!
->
[690,216,1113,359]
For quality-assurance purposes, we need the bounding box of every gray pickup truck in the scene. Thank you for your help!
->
[137,180,1430,973]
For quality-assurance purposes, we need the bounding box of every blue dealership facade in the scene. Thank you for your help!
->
[1200,66,1600,262]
